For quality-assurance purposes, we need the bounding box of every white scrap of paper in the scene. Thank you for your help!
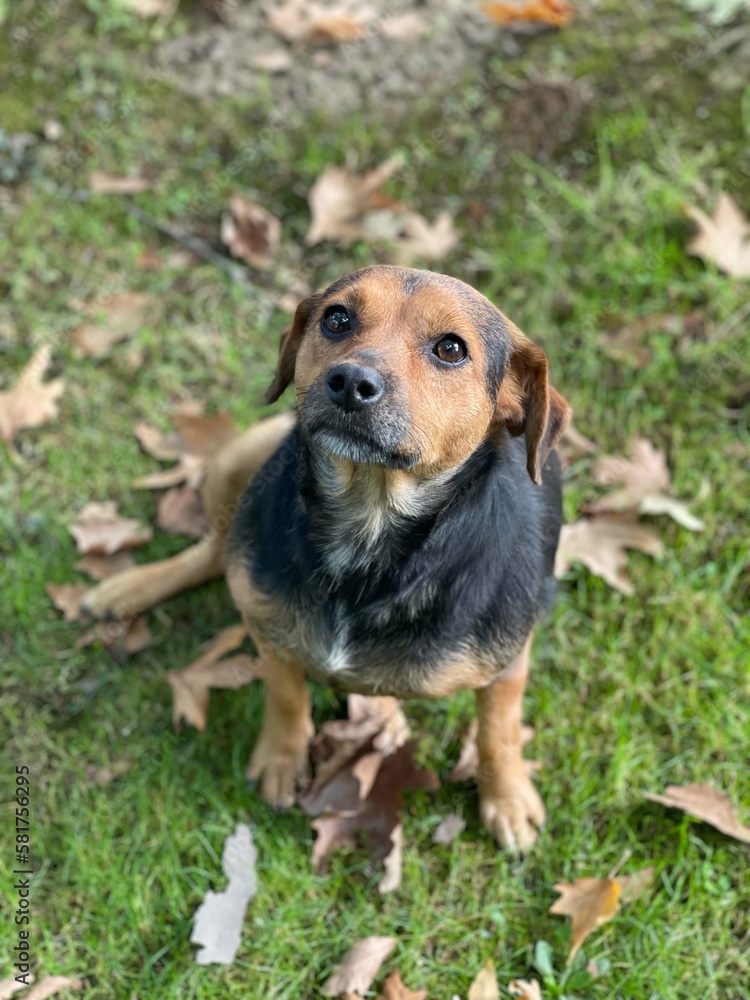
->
[190,823,258,965]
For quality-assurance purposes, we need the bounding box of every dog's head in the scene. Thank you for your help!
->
[266,265,570,483]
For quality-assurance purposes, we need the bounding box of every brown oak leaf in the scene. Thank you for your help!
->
[432,813,466,845]
[70,501,153,555]
[509,981,543,1000]
[481,0,573,28]
[157,486,207,538]
[376,969,428,999]
[16,976,83,1000]
[583,438,703,531]
[646,784,750,843]
[468,959,500,1000]
[89,173,149,194]
[306,156,403,245]
[133,408,236,489]
[74,552,136,580]
[550,866,653,963]
[391,211,460,264]
[554,514,663,595]
[46,583,91,622]
[268,0,369,45]
[72,291,155,358]
[77,615,153,659]
[685,193,750,278]
[321,936,397,997]
[0,346,64,451]
[166,625,264,730]
[310,741,439,893]
[220,194,281,269]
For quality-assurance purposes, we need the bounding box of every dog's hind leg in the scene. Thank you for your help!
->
[81,411,295,620]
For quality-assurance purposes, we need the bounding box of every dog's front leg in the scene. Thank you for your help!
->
[475,634,545,853]
[246,646,312,809]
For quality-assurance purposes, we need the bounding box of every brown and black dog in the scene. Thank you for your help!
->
[84,265,571,853]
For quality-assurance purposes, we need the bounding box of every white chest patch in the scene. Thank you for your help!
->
[325,636,351,674]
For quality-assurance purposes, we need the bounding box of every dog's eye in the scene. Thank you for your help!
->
[322,305,352,337]
[434,335,467,364]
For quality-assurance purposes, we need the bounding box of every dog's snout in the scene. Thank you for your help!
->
[326,363,385,412]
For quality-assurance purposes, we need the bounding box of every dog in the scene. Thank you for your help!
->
[83,265,571,852]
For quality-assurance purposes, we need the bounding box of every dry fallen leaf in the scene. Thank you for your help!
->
[268,0,369,45]
[550,878,621,963]
[509,981,543,1000]
[322,936,397,997]
[166,625,264,730]
[119,0,177,17]
[468,959,500,1000]
[0,977,32,1000]
[74,552,136,580]
[250,49,293,72]
[583,438,704,531]
[133,408,236,489]
[391,211,460,264]
[46,583,91,622]
[301,695,409,816]
[380,12,430,39]
[550,866,653,963]
[190,824,258,965]
[310,741,439,892]
[685,193,750,278]
[18,977,84,1000]
[376,969,428,1000]
[70,501,153,555]
[380,821,404,895]
[89,172,150,194]
[555,514,663,595]
[0,346,64,451]
[482,0,573,27]
[448,718,480,782]
[432,813,466,845]
[306,156,403,245]
[85,759,132,785]
[77,615,153,658]
[646,783,750,843]
[220,194,281,269]
[157,486,207,538]
[307,11,365,43]
[72,292,155,358]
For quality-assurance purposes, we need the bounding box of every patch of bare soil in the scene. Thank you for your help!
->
[158,0,532,117]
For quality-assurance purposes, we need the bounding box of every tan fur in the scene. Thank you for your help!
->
[82,411,295,619]
[242,625,313,807]
[475,635,546,851]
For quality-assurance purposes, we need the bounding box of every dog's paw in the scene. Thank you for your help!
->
[79,576,143,621]
[245,736,309,810]
[479,773,545,854]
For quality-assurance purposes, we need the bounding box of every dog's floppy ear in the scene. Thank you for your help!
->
[493,319,571,484]
[265,294,320,404]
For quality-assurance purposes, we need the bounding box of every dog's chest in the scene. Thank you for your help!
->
[248,563,445,697]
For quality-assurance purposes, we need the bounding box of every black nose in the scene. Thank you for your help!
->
[326,363,385,412]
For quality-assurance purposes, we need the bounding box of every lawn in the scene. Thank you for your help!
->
[1,1,749,997]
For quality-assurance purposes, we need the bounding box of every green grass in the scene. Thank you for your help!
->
[1,1,749,997]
